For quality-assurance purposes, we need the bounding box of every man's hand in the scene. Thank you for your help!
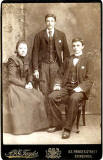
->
[53,84,61,91]
[25,82,33,89]
[73,86,83,92]
[33,70,39,79]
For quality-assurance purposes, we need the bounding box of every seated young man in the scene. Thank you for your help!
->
[46,38,94,139]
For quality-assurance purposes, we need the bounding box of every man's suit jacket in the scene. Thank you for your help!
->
[63,54,94,99]
[32,29,70,70]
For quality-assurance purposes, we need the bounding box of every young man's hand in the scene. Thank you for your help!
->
[33,70,39,79]
[25,82,33,89]
[73,86,83,92]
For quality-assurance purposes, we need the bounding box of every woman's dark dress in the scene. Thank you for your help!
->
[3,55,49,134]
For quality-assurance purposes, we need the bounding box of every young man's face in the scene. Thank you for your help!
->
[72,41,84,55]
[18,43,28,57]
[45,17,56,31]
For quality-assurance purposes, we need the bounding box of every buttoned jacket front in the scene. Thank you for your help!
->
[32,29,70,70]
[63,54,94,99]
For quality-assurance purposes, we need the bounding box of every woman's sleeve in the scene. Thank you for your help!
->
[26,67,33,83]
[8,58,26,87]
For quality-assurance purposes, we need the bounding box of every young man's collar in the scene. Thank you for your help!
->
[47,28,54,37]
[74,52,83,57]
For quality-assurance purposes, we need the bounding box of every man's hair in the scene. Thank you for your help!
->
[45,14,56,21]
[72,38,84,45]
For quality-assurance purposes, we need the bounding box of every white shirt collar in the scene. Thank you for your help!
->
[73,58,79,66]
[47,29,54,37]
[75,52,83,57]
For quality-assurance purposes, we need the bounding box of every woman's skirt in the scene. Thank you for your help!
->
[3,84,49,134]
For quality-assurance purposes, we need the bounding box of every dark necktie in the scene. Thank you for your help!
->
[49,30,53,40]
[49,31,53,61]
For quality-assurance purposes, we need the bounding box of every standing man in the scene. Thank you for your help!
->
[32,14,70,96]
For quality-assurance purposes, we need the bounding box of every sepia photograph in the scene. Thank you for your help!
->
[1,1,102,159]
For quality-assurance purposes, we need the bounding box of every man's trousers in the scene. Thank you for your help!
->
[47,88,84,131]
[39,62,59,96]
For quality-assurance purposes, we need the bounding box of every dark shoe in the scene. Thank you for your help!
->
[47,127,62,133]
[62,130,70,139]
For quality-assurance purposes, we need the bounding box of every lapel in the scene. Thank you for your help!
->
[43,29,49,43]
[54,29,61,58]
[76,54,85,80]
[43,29,61,59]
[77,54,85,69]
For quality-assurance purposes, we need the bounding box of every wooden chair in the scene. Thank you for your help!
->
[60,100,86,133]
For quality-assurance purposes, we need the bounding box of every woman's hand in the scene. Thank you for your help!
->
[25,82,33,89]
[53,84,61,91]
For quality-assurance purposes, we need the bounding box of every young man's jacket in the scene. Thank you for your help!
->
[62,53,94,99]
[32,29,70,70]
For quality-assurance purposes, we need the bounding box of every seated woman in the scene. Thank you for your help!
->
[3,40,49,135]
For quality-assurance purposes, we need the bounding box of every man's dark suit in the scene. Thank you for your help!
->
[32,29,70,95]
[47,53,94,131]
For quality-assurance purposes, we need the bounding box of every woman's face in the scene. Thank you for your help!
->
[18,43,27,57]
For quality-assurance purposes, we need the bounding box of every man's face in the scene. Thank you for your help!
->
[45,17,56,31]
[72,41,84,55]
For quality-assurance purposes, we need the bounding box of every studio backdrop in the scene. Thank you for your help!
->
[2,3,101,114]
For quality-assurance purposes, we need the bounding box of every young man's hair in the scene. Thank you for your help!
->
[45,14,56,21]
[72,38,84,45]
